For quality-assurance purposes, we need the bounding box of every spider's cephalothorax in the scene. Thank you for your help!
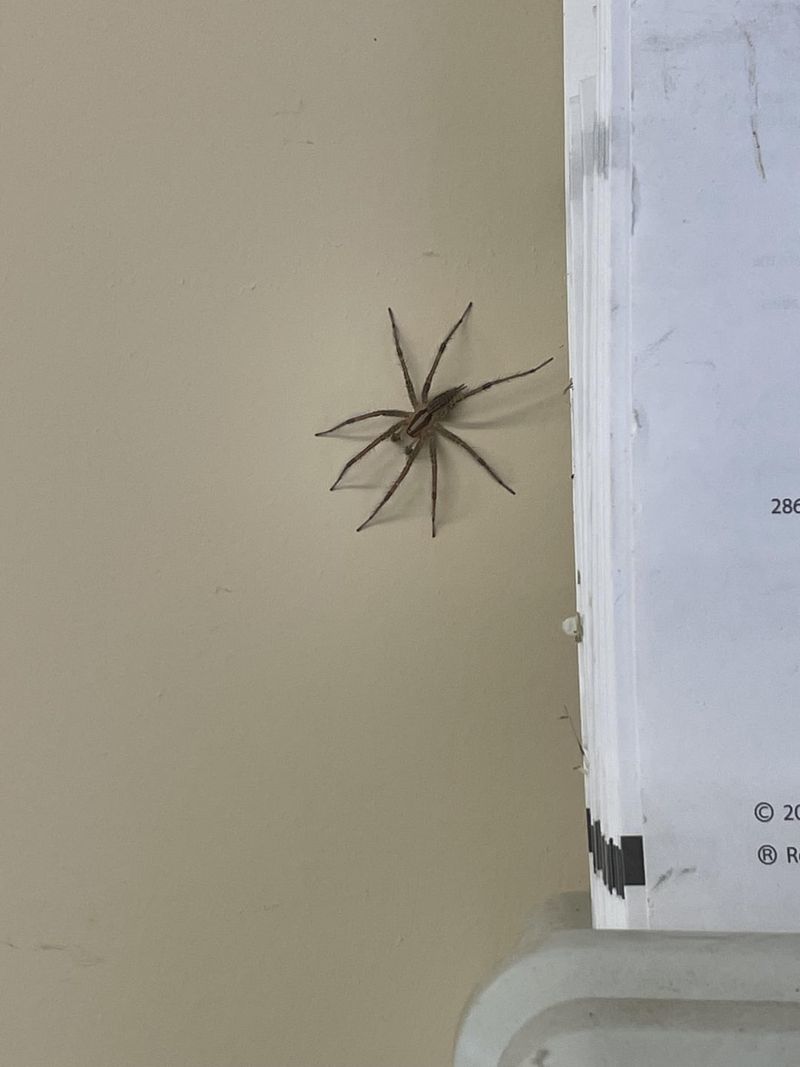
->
[405,385,466,437]
[316,303,553,536]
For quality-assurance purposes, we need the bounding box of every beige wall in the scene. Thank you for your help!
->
[2,2,586,1065]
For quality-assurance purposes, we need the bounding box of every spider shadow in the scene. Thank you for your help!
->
[356,430,503,532]
[354,445,434,530]
[329,436,414,495]
[447,382,562,433]
[327,432,473,532]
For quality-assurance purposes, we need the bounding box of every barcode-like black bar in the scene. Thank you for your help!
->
[586,808,646,898]
[621,835,646,886]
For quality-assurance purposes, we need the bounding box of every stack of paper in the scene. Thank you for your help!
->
[564,0,800,931]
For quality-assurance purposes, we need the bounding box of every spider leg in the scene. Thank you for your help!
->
[437,426,515,495]
[421,301,473,402]
[388,308,419,407]
[329,420,406,490]
[428,435,438,539]
[356,438,423,532]
[316,409,410,436]
[454,357,554,404]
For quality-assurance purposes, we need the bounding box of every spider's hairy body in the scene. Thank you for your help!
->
[316,302,553,536]
[405,385,466,437]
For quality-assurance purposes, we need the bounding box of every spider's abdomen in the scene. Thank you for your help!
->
[406,385,466,437]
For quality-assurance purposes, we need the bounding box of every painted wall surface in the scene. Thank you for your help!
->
[1,2,586,1065]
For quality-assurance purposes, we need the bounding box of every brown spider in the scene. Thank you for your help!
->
[316,302,553,536]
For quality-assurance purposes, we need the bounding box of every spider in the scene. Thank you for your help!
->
[316,302,553,536]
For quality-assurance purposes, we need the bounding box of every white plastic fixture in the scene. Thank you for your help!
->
[454,894,800,1067]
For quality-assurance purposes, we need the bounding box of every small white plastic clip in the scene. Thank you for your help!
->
[562,613,583,642]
